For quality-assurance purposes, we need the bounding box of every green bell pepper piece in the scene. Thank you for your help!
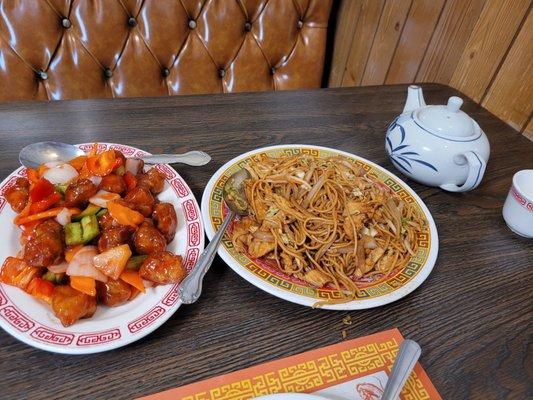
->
[55,184,68,195]
[125,255,148,271]
[72,204,101,222]
[65,222,84,246]
[81,215,99,243]
[42,271,66,284]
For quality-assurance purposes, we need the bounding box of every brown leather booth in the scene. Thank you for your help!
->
[0,0,333,102]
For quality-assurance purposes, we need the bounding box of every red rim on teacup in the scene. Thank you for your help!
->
[511,169,533,211]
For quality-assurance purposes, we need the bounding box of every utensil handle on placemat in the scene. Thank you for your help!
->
[141,151,211,166]
[178,210,235,304]
[381,339,422,400]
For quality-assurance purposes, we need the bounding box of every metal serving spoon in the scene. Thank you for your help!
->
[19,141,211,168]
[178,168,251,304]
[381,339,422,400]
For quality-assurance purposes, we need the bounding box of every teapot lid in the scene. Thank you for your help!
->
[414,96,475,137]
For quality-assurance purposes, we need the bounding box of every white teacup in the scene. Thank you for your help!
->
[503,169,533,238]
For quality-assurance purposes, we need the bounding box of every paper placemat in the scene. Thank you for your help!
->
[140,328,440,400]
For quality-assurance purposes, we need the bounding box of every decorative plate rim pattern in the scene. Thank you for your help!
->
[0,143,204,354]
[201,145,438,310]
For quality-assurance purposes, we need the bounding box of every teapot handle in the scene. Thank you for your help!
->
[440,151,486,192]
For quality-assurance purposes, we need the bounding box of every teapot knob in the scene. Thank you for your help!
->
[447,96,463,112]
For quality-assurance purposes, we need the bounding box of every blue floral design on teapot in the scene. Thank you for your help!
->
[385,85,490,192]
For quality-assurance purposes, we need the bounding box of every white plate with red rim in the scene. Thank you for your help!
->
[0,143,204,354]
[201,144,438,310]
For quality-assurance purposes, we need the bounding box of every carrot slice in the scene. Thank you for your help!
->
[65,245,84,263]
[26,168,39,184]
[128,287,141,301]
[70,276,96,297]
[14,207,80,225]
[37,164,48,178]
[120,270,145,293]
[107,201,144,227]
[69,156,87,171]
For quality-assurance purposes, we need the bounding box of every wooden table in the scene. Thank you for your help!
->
[0,84,531,399]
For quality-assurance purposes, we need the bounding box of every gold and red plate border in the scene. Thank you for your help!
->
[201,145,438,310]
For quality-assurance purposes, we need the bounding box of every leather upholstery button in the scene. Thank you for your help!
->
[36,70,48,80]
[270,67,276,75]
[0,0,332,101]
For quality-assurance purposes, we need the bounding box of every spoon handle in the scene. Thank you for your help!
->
[381,339,422,400]
[141,151,211,166]
[178,211,235,304]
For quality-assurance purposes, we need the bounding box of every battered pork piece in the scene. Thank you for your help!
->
[133,220,166,255]
[124,186,155,217]
[96,279,131,307]
[51,285,97,327]
[137,168,165,194]
[4,177,29,213]
[64,179,98,208]
[97,225,135,252]
[23,219,64,267]
[114,150,127,168]
[140,251,185,284]
[98,212,119,231]
[152,202,177,243]
[99,174,126,194]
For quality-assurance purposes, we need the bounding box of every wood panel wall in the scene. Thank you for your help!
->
[329,0,533,140]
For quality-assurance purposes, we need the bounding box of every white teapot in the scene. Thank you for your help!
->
[385,85,490,192]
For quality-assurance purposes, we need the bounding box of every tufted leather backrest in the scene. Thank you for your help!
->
[0,0,332,102]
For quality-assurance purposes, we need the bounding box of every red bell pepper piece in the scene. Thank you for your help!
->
[112,157,122,170]
[26,277,55,304]
[29,192,61,214]
[123,172,137,191]
[30,178,55,202]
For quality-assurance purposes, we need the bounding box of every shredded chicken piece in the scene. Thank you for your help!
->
[366,247,385,267]
[280,252,292,270]
[376,250,395,273]
[302,269,330,287]
[354,247,385,277]
[345,200,372,216]
[232,217,259,252]
[247,239,276,258]
[343,214,365,239]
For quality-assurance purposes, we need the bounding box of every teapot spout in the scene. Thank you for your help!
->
[403,85,426,113]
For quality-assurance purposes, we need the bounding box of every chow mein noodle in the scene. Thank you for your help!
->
[231,154,424,305]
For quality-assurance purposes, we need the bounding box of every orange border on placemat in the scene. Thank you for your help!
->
[139,328,441,400]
